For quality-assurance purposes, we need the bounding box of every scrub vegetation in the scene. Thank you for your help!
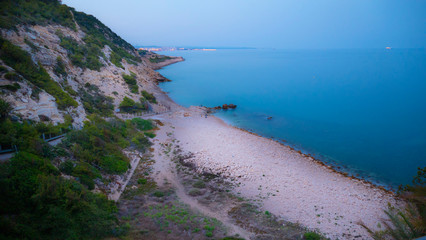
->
[0,100,156,239]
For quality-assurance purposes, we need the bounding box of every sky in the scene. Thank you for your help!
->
[63,0,426,49]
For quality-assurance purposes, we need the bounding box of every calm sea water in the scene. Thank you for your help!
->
[157,49,426,188]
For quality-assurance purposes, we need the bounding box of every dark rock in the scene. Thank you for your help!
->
[38,114,50,122]
[228,104,237,109]
[222,104,229,110]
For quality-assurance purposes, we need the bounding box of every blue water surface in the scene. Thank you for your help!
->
[157,48,426,188]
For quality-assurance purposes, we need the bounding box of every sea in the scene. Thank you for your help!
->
[156,48,426,188]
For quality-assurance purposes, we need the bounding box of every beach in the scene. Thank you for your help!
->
[148,106,400,239]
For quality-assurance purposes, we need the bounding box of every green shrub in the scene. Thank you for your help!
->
[131,132,151,151]
[0,83,20,92]
[193,180,206,189]
[53,56,67,77]
[0,0,76,30]
[0,149,119,239]
[0,38,77,109]
[79,85,114,116]
[119,97,147,113]
[100,155,129,174]
[122,72,138,94]
[137,178,147,185]
[110,51,124,68]
[144,132,156,138]
[141,90,157,103]
[0,65,8,73]
[4,72,19,81]
[130,118,154,131]
[0,98,12,119]
[153,191,165,197]
[304,232,321,240]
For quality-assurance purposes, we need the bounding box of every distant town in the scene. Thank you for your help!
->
[138,47,217,52]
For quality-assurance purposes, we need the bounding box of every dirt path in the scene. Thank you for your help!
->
[151,121,252,239]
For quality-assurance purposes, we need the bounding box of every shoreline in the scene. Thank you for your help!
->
[150,60,400,239]
[228,124,396,195]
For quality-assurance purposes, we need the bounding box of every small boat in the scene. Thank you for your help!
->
[385,47,392,50]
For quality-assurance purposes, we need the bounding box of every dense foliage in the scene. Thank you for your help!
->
[0,113,120,239]
[79,83,114,116]
[122,72,139,93]
[0,98,12,119]
[0,151,118,240]
[60,115,154,188]
[0,0,76,30]
[141,90,157,103]
[119,96,148,113]
[0,37,78,109]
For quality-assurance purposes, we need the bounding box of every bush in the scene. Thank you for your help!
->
[53,56,67,77]
[0,65,8,73]
[122,72,138,94]
[137,178,147,185]
[100,155,129,174]
[0,0,76,30]
[304,232,321,240]
[131,132,151,151]
[4,72,19,81]
[144,132,156,138]
[0,83,20,92]
[79,85,114,116]
[141,90,157,103]
[193,180,206,189]
[153,191,165,197]
[119,97,147,113]
[130,118,154,131]
[110,51,123,68]
[0,99,12,119]
[0,151,119,240]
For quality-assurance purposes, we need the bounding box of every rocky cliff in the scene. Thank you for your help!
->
[0,1,183,126]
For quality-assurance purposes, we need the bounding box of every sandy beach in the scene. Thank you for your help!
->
[149,106,400,240]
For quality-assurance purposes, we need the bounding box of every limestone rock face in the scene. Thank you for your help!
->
[0,23,181,126]
[3,81,63,123]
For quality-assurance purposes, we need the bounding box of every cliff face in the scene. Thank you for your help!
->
[0,2,183,126]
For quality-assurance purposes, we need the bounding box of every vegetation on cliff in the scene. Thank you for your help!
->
[0,0,76,30]
[0,100,156,239]
[122,72,139,94]
[0,37,78,109]
[119,96,148,113]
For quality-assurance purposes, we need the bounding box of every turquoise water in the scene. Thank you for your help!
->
[157,49,426,188]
